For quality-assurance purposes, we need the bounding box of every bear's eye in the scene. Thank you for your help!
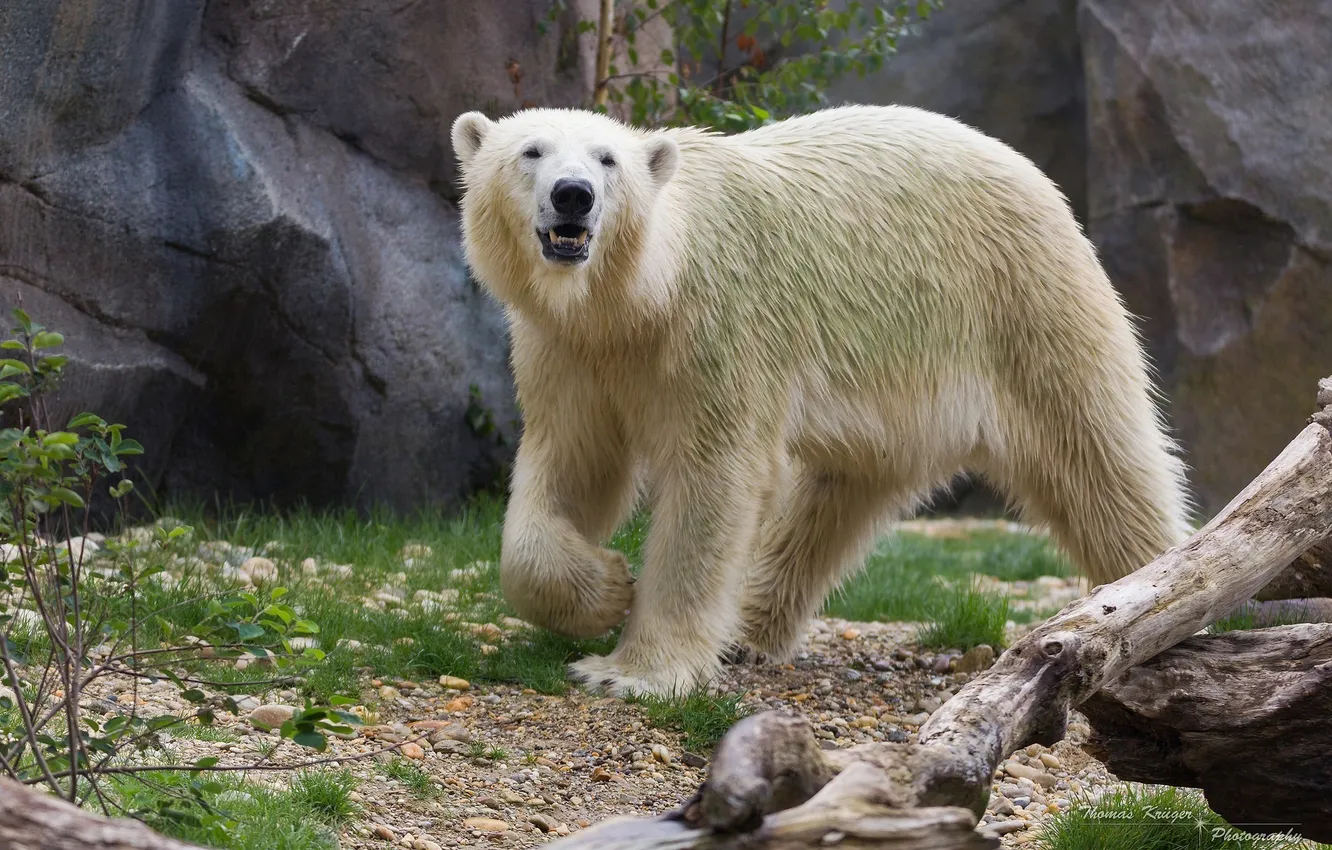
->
[599,154,616,168]
[523,147,542,160]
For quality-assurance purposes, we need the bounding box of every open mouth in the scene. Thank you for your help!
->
[538,223,591,263]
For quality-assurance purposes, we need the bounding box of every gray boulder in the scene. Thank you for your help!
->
[0,1,597,512]
[1081,0,1332,513]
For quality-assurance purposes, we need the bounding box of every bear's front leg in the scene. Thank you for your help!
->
[569,443,766,697]
[498,363,640,639]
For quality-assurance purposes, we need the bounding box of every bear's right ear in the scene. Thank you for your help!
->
[451,112,494,167]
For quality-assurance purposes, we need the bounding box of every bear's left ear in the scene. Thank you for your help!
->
[645,136,680,185]
[452,112,495,167]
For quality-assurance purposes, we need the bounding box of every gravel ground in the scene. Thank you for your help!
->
[76,568,1117,849]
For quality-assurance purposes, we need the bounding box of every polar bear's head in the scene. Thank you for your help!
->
[451,108,680,310]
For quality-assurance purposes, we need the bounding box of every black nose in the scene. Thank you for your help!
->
[550,178,595,217]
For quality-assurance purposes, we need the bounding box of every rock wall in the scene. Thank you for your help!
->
[827,0,1332,516]
[0,1,599,513]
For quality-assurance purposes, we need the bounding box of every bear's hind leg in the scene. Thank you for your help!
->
[737,467,916,661]
[985,388,1193,587]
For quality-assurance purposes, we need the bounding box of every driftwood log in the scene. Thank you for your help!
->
[0,776,202,849]
[1081,624,1332,841]
[545,376,1332,850]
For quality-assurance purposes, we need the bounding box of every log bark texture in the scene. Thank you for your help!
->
[0,777,203,849]
[545,379,1332,849]
[1079,624,1332,842]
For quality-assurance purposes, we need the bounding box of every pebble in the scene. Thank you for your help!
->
[529,814,556,833]
[401,742,426,759]
[445,696,474,712]
[992,797,1015,816]
[240,556,278,581]
[650,744,672,764]
[248,704,295,730]
[463,817,509,833]
[932,655,953,674]
[591,766,613,782]
[439,676,471,691]
[1038,752,1061,770]
[374,824,395,840]
[681,752,707,768]
[1004,760,1057,788]
[955,644,996,673]
[841,628,861,640]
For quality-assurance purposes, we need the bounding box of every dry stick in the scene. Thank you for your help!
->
[592,0,615,107]
[546,377,1332,849]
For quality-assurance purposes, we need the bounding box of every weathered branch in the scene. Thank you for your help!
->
[1080,624,1332,842]
[547,377,1332,849]
[592,0,615,107]
[0,776,203,849]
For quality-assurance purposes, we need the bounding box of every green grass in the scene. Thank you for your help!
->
[379,757,440,798]
[287,769,361,826]
[625,687,752,752]
[1036,785,1330,850]
[823,529,1068,624]
[915,577,1010,651]
[1208,600,1310,635]
[109,769,351,850]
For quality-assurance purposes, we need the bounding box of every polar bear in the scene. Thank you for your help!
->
[450,104,1193,697]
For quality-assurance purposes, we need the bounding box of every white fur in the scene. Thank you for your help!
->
[451,105,1194,697]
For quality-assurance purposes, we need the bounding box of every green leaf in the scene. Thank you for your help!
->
[192,756,220,771]
[67,412,105,429]
[46,487,86,508]
[112,438,144,457]
[232,623,265,641]
[31,331,63,349]
[292,730,327,751]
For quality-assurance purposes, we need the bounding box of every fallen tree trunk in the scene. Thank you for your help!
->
[1079,623,1332,842]
[0,776,203,850]
[547,377,1332,849]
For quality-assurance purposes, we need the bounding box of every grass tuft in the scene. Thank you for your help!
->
[915,577,1010,651]
[1208,601,1310,635]
[379,757,439,798]
[1035,784,1317,850]
[626,687,751,753]
[287,768,362,826]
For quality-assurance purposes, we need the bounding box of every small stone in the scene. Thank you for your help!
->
[840,627,861,640]
[591,766,613,782]
[464,817,509,833]
[402,742,426,759]
[842,668,862,681]
[1013,796,1031,808]
[852,716,876,729]
[445,696,474,712]
[681,752,707,768]
[439,675,471,691]
[650,744,672,764]
[1038,752,1061,770]
[529,814,556,833]
[248,704,295,730]
[907,712,931,726]
[373,824,395,840]
[234,695,260,713]
[300,557,319,575]
[1004,760,1057,788]
[241,556,278,581]
[991,820,1027,835]
[992,797,1015,816]
[932,654,953,674]
[337,638,363,651]
[420,841,443,850]
[955,644,996,673]
[379,685,402,700]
